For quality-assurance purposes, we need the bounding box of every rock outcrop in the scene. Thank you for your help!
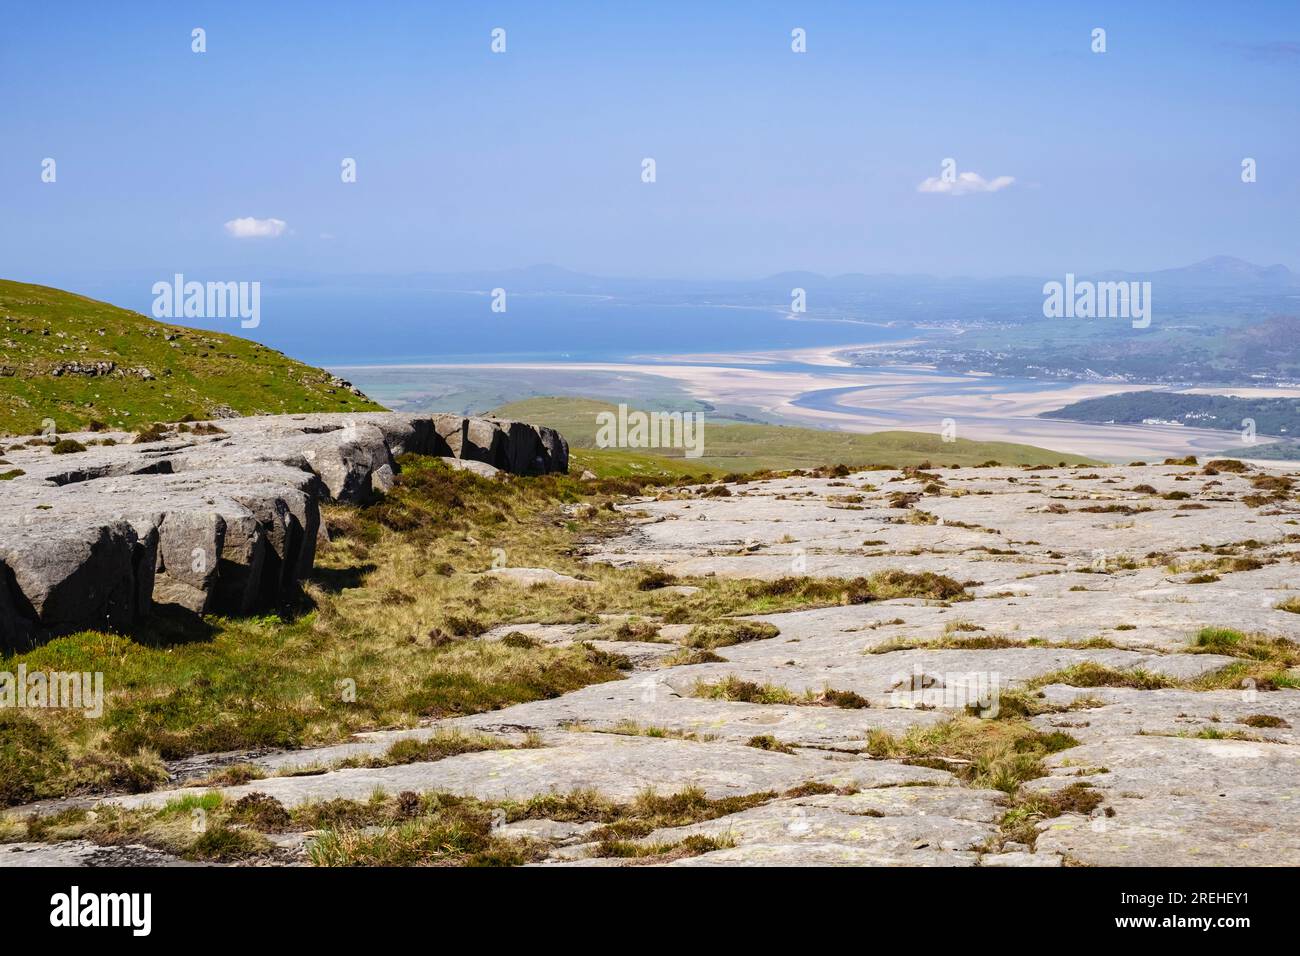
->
[0,412,567,649]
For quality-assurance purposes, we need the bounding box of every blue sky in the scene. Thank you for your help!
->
[3,1,1298,282]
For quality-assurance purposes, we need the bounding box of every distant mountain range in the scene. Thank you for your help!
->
[1093,256,1298,289]
[53,257,1298,305]
[287,256,1297,295]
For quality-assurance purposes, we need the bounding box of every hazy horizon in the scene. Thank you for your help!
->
[17,252,1299,288]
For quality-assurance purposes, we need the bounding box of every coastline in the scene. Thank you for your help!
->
[335,354,1297,463]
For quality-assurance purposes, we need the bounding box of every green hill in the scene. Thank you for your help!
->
[491,396,1101,475]
[1044,390,1300,438]
[0,280,384,435]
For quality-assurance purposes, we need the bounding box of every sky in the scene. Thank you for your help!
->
[3,1,1298,284]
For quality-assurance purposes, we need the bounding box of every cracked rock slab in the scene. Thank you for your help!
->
[0,840,194,868]
[1033,685,1300,745]
[1027,735,1300,866]
[446,675,948,747]
[577,787,1008,867]
[109,732,952,812]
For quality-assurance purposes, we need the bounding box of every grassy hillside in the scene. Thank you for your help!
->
[0,280,384,435]
[1214,439,1300,461]
[492,397,1101,475]
[1044,390,1300,438]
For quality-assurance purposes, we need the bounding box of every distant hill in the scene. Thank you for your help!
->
[492,397,1100,475]
[1219,439,1300,461]
[318,255,1297,296]
[1041,391,1300,439]
[0,280,384,435]
[1091,255,1298,289]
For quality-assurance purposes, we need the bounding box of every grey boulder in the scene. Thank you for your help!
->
[0,411,568,648]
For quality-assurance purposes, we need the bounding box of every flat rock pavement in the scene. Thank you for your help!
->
[16,461,1300,866]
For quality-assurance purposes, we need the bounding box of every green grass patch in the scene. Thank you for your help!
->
[746,734,796,754]
[691,676,869,709]
[1028,662,1174,691]
[593,833,735,860]
[866,717,1080,793]
[1001,783,1106,847]
[682,620,779,650]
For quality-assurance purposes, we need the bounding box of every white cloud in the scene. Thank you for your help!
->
[224,216,287,238]
[917,172,1015,196]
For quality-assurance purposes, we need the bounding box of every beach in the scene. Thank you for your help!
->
[337,347,1300,464]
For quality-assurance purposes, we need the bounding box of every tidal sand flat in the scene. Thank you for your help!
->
[339,358,1259,463]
